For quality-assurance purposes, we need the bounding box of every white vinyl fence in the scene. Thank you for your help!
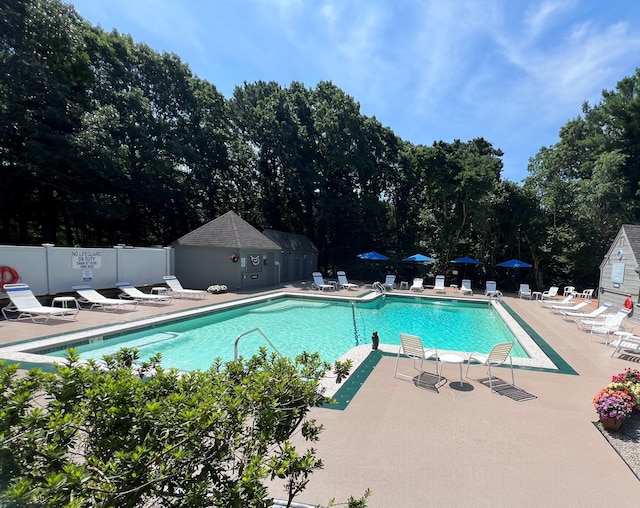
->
[0,244,174,296]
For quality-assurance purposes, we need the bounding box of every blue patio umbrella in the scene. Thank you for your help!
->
[451,256,483,265]
[496,259,532,291]
[401,254,435,262]
[496,259,532,268]
[451,256,483,278]
[402,253,435,277]
[357,251,389,261]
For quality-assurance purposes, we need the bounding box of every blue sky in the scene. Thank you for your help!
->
[67,0,640,182]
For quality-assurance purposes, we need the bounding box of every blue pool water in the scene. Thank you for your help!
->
[48,296,527,370]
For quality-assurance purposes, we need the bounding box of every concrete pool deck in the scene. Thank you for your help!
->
[1,283,640,506]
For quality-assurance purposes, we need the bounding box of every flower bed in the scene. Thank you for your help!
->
[592,368,640,428]
[207,284,228,294]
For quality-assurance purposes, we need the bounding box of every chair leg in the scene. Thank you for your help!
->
[464,356,474,379]
[393,348,402,379]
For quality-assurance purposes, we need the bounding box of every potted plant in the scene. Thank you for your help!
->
[592,385,634,431]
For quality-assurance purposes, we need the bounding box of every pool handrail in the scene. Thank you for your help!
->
[372,281,386,294]
[234,328,281,361]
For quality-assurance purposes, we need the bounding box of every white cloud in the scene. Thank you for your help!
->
[525,0,576,38]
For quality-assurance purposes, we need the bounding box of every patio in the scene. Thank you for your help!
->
[1,283,639,506]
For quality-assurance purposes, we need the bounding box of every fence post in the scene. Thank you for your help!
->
[163,246,172,276]
[41,243,55,295]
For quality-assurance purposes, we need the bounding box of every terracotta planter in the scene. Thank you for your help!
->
[600,417,623,432]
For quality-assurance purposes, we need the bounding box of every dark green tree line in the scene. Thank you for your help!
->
[3,0,640,289]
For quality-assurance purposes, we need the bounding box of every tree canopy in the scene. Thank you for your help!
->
[2,0,640,289]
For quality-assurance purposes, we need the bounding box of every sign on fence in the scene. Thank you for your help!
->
[71,250,102,270]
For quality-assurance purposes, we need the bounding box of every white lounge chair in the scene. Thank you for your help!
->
[518,284,532,299]
[434,275,446,294]
[577,309,630,341]
[563,286,575,297]
[311,272,334,291]
[409,278,424,292]
[382,275,396,291]
[589,317,628,342]
[560,303,610,321]
[460,279,473,295]
[336,271,359,290]
[116,282,173,304]
[540,286,559,301]
[163,276,207,299]
[539,293,574,308]
[394,333,440,388]
[484,281,499,297]
[73,285,139,312]
[609,334,640,358]
[1,283,78,323]
[575,306,625,331]
[465,342,515,393]
[547,301,590,314]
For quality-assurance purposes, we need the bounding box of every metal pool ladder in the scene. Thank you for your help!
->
[234,328,281,361]
[372,281,386,295]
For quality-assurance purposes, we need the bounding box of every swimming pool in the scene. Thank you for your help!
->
[47,296,528,370]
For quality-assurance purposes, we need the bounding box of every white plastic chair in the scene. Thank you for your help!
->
[579,289,594,299]
[336,271,359,290]
[540,286,559,301]
[163,276,207,299]
[586,309,630,342]
[409,278,424,292]
[394,333,440,388]
[484,281,498,296]
[73,285,139,312]
[518,284,532,299]
[460,279,473,295]
[1,283,78,323]
[311,272,335,291]
[382,275,396,291]
[465,342,515,392]
[116,282,173,304]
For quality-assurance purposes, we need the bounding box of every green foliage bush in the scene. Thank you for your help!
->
[0,348,360,507]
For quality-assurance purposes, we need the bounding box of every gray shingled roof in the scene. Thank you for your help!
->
[262,230,318,252]
[623,224,640,258]
[173,211,281,250]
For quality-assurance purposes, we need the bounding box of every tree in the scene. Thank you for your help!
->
[0,0,91,244]
[525,69,640,288]
[401,139,503,272]
[0,349,358,507]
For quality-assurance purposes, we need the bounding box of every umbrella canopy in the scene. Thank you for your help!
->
[451,256,483,265]
[401,254,435,262]
[357,251,389,261]
[451,256,483,279]
[496,259,532,268]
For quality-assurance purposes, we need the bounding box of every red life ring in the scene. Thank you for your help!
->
[624,297,634,310]
[0,266,19,290]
